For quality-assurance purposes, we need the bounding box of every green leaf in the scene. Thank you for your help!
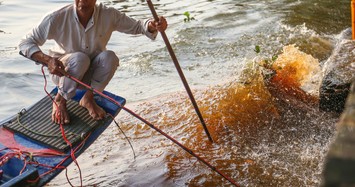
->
[272,55,278,61]
[254,45,261,53]
[184,11,190,17]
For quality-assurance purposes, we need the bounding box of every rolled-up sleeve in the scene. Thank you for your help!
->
[113,9,157,40]
[19,14,53,58]
[143,19,158,40]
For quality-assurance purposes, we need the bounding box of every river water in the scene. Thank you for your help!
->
[0,0,352,186]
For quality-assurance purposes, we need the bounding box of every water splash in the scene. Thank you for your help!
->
[92,45,336,187]
[271,45,321,94]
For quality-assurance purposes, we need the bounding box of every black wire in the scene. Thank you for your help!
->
[109,114,136,159]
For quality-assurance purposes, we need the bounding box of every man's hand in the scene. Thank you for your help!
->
[31,51,66,77]
[47,57,66,76]
[148,16,168,33]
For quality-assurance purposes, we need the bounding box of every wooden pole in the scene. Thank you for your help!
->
[146,0,213,142]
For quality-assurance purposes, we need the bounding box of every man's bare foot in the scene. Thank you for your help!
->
[52,93,70,124]
[79,91,106,120]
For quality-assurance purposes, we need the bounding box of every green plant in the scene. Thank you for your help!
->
[254,45,278,69]
[183,11,195,22]
[254,45,261,53]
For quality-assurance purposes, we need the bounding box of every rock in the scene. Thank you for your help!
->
[322,81,355,186]
[319,28,355,113]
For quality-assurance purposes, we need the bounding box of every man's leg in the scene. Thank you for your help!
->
[52,52,90,124]
[79,50,119,120]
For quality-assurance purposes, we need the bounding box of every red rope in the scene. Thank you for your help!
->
[26,132,90,184]
[41,66,83,187]
[0,134,89,186]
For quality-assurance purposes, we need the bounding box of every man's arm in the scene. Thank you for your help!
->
[31,51,51,65]
[19,13,65,77]
[19,13,54,58]
[111,7,167,39]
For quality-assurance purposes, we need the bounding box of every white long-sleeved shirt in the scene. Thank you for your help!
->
[19,3,157,59]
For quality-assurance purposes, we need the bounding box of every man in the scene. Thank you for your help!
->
[19,0,167,124]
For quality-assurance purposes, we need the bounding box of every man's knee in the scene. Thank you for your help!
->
[90,51,120,91]
[53,52,91,100]
[66,52,91,71]
[94,50,120,68]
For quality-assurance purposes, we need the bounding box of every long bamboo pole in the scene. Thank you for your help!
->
[146,0,213,142]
